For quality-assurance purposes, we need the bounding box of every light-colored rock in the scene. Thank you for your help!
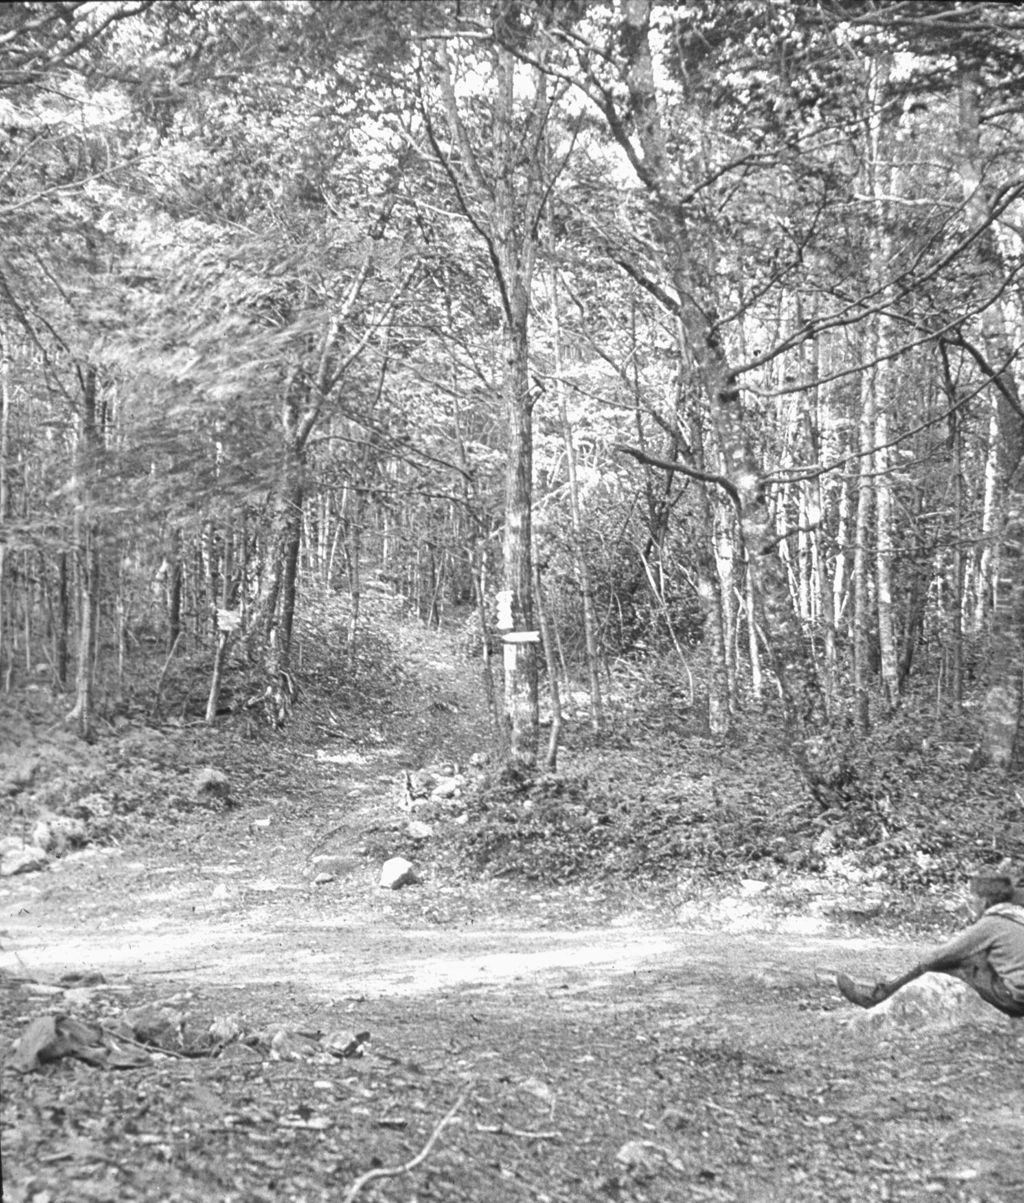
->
[195,767,231,804]
[209,1014,244,1044]
[31,820,53,851]
[778,914,827,935]
[405,770,437,797]
[846,973,1003,1031]
[313,872,336,885]
[0,755,39,797]
[33,816,88,855]
[0,843,49,877]
[407,820,433,840]
[616,1139,684,1175]
[379,857,418,889]
[431,775,465,801]
[739,879,769,897]
[24,982,63,996]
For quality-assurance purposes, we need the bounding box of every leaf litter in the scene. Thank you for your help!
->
[3,632,1024,1201]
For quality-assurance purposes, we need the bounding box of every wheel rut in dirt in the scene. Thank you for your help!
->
[2,907,906,1006]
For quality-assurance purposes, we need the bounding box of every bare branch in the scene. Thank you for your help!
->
[341,1085,471,1203]
[614,443,742,509]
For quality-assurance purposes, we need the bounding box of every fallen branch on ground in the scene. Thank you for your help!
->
[475,1122,563,1140]
[340,1084,472,1203]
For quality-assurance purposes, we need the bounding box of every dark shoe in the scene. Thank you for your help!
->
[836,973,889,1008]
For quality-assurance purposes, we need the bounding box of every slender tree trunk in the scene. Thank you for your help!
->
[617,0,800,733]
[205,629,230,725]
[66,365,101,740]
[534,562,562,771]
[501,316,539,762]
[252,439,305,673]
[973,401,999,632]
[874,401,899,710]
[868,71,900,714]
[744,547,762,702]
[852,347,876,734]
[550,269,603,731]
[428,25,548,765]
[956,68,1024,768]
[278,501,302,673]
[0,325,9,686]
[202,520,217,638]
[345,493,364,668]
[56,551,70,689]
[952,413,965,708]
[475,546,505,756]
[714,512,738,704]
[802,336,837,718]
[167,527,183,653]
[689,410,730,733]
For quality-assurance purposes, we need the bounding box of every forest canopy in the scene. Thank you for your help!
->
[2,0,1024,779]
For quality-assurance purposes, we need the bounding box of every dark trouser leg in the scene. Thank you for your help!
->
[940,954,1024,1018]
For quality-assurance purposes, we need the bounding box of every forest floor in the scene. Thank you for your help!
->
[2,620,1023,1203]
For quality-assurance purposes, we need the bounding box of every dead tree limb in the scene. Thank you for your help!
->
[340,1084,472,1203]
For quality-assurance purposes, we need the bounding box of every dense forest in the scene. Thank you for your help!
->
[3,0,1024,793]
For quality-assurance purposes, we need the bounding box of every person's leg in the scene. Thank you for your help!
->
[939,953,1024,1018]
[836,974,890,1007]
[836,964,924,1009]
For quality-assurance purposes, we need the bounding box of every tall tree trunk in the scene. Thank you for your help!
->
[427,23,551,765]
[938,338,966,706]
[501,315,539,762]
[956,68,1024,768]
[803,351,838,716]
[852,345,876,735]
[345,487,364,668]
[874,400,899,710]
[615,0,801,734]
[0,324,9,686]
[951,404,965,708]
[167,527,183,653]
[972,400,1000,632]
[534,562,562,770]
[867,60,900,714]
[278,497,302,674]
[549,268,604,732]
[475,545,505,756]
[255,459,304,672]
[66,364,101,740]
[56,551,70,689]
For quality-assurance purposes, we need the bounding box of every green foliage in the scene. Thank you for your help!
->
[444,765,607,880]
[431,690,1024,895]
[435,750,803,885]
[801,709,1022,889]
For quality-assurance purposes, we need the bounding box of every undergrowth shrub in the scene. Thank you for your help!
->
[801,709,1023,888]
[437,705,1024,890]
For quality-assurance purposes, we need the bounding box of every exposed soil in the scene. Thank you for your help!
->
[2,631,1024,1202]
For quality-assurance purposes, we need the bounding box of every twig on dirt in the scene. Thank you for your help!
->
[310,822,353,856]
[475,1123,563,1141]
[703,1099,739,1118]
[340,1084,471,1203]
[98,1025,189,1060]
[138,965,216,975]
